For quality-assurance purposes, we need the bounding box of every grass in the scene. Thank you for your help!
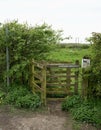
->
[46,44,91,63]
[46,43,91,94]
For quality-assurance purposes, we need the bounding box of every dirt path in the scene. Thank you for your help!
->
[0,102,97,130]
[0,102,69,130]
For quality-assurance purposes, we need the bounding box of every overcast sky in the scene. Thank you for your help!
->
[0,0,101,43]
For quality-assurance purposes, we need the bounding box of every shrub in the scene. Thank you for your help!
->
[0,90,5,104]
[87,32,101,97]
[72,101,97,124]
[62,96,101,127]
[15,94,41,109]
[3,85,41,110]
[62,95,82,111]
[0,21,63,87]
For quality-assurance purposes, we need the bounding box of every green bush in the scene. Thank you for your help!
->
[0,90,5,104]
[4,87,27,103]
[3,85,41,110]
[87,32,101,97]
[72,100,101,127]
[62,95,82,111]
[62,96,101,127]
[72,102,97,124]
[15,94,41,109]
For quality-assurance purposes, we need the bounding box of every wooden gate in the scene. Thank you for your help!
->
[29,59,46,105]
[30,60,80,105]
[46,61,80,101]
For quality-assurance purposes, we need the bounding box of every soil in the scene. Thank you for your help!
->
[0,101,98,130]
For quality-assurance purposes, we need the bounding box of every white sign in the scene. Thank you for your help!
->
[82,58,90,68]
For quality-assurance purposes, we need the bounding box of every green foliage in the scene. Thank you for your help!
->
[15,94,41,109]
[0,20,62,87]
[62,95,82,110]
[0,90,5,104]
[87,32,101,97]
[72,100,101,128]
[72,101,97,124]
[62,96,101,127]
[3,85,41,110]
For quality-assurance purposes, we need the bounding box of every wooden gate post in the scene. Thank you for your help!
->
[82,68,88,97]
[66,68,71,95]
[41,63,46,106]
[29,59,35,93]
[74,60,79,95]
[81,56,90,97]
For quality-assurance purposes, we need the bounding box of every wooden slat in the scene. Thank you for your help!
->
[59,64,80,68]
[47,87,68,91]
[32,61,44,69]
[32,81,43,91]
[33,72,43,81]
[47,61,72,64]
[47,98,65,101]
[46,73,67,76]
[47,63,79,68]
[47,83,67,87]
[47,83,75,87]
[70,75,76,78]
[47,79,68,83]
[47,70,67,74]
[47,91,68,94]
[70,83,75,86]
[35,80,41,84]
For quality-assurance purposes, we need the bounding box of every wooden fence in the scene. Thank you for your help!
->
[30,60,80,105]
[29,59,46,105]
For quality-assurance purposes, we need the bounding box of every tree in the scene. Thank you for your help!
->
[0,20,62,86]
[87,32,101,97]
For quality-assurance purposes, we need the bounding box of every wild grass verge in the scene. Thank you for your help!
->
[62,95,101,129]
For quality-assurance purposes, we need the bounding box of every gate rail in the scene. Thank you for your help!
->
[30,60,80,105]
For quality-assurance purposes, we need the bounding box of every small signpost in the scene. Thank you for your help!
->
[82,57,90,68]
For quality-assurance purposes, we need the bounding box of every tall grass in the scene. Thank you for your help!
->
[46,43,91,63]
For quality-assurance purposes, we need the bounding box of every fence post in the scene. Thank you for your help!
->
[41,63,46,106]
[74,60,79,95]
[29,59,35,93]
[66,68,71,95]
[81,56,90,97]
[82,68,88,97]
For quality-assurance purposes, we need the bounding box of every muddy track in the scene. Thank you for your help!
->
[0,103,97,130]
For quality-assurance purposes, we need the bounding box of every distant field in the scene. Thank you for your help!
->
[46,43,91,64]
[46,43,91,95]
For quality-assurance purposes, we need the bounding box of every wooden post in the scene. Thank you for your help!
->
[81,56,90,97]
[41,63,46,106]
[29,59,35,93]
[66,68,71,95]
[74,60,79,95]
[82,68,88,97]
